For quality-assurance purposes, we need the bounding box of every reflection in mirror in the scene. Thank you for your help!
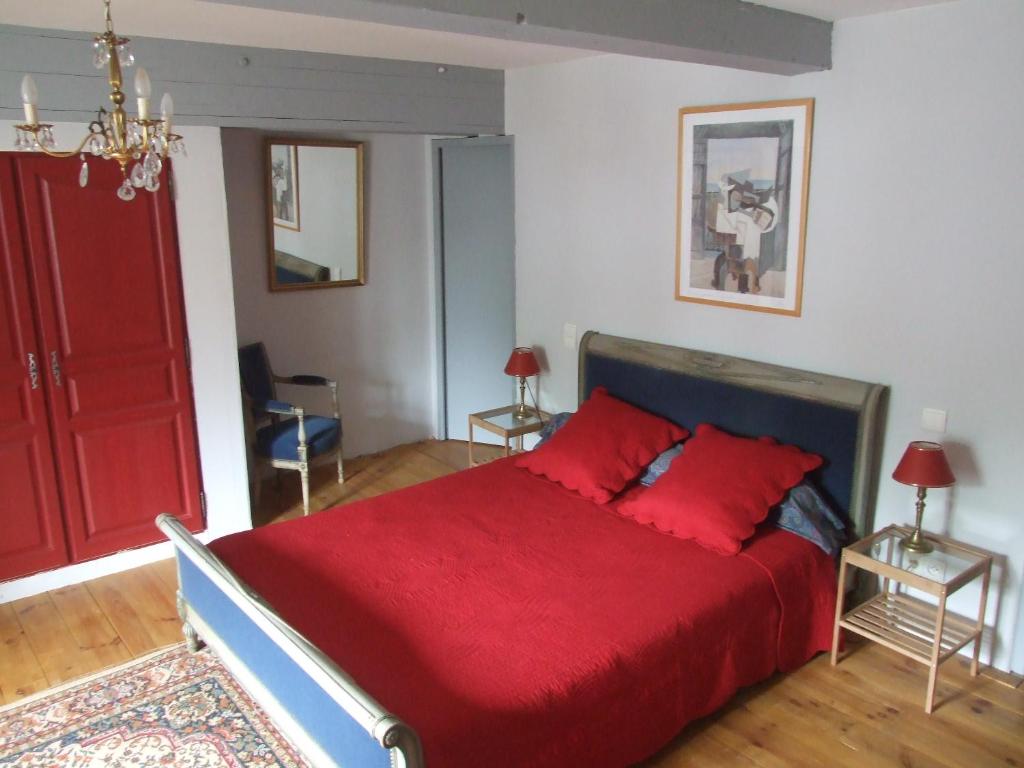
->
[267,139,365,290]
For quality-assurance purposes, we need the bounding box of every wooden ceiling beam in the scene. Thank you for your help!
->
[208,0,832,74]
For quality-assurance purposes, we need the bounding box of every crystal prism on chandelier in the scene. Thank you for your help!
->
[12,0,185,201]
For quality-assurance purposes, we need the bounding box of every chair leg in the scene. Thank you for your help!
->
[300,464,310,516]
[336,444,344,484]
[252,472,262,512]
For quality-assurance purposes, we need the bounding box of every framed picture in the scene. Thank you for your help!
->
[270,143,300,231]
[676,98,813,316]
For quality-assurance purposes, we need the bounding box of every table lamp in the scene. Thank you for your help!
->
[504,347,540,420]
[892,441,955,553]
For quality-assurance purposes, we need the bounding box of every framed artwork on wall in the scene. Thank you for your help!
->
[676,98,814,316]
[270,142,300,231]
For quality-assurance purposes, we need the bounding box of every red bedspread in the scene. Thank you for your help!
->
[210,458,836,767]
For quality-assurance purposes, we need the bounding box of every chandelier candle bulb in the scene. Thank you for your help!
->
[20,75,38,125]
[161,92,173,133]
[134,67,151,120]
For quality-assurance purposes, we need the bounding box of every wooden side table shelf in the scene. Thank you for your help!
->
[831,524,992,713]
[467,405,549,466]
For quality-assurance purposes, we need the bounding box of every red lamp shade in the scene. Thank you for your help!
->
[504,347,540,378]
[892,441,955,488]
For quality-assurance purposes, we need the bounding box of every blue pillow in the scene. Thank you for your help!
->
[772,482,847,556]
[638,443,684,486]
[535,411,573,446]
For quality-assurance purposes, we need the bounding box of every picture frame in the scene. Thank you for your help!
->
[676,98,814,316]
[270,142,300,231]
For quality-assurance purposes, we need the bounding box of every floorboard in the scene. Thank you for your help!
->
[12,592,106,688]
[148,557,181,593]
[0,602,47,705]
[251,438,501,526]
[85,567,180,658]
[2,440,1021,768]
[48,583,132,670]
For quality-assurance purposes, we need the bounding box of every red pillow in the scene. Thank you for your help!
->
[516,387,687,503]
[617,423,822,555]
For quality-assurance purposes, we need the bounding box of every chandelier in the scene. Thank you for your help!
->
[12,0,184,201]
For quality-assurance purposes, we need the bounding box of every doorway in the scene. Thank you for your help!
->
[433,136,516,442]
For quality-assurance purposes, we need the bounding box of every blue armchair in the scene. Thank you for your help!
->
[238,343,343,516]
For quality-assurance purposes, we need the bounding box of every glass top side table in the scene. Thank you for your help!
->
[467,405,550,466]
[830,524,993,713]
[851,526,988,585]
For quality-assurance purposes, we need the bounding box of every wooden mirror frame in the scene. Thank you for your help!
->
[265,138,365,291]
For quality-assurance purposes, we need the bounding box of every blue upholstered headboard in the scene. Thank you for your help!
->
[578,332,887,538]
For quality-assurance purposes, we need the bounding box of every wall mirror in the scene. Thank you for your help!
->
[266,138,365,290]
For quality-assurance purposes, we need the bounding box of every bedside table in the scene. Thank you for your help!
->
[467,405,550,466]
[830,524,992,713]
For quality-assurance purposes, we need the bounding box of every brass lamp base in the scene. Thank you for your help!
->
[512,377,531,420]
[899,486,934,553]
[899,528,934,553]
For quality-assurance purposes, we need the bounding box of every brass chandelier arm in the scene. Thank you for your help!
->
[13,125,93,159]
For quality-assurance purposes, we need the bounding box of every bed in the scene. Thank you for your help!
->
[158,331,887,768]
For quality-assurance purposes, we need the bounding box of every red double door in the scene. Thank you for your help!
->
[0,154,204,582]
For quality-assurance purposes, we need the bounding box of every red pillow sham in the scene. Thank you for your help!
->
[516,387,688,503]
[617,423,822,555]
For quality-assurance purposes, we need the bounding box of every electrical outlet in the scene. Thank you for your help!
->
[921,408,947,433]
[563,323,576,349]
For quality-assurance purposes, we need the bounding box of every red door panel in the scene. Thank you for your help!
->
[0,157,70,580]
[15,154,204,563]
[73,415,192,550]
[68,360,177,417]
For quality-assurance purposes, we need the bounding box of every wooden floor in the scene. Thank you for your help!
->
[2,440,1022,768]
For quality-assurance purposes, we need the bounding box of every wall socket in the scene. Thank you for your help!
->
[921,408,947,433]
[563,322,577,349]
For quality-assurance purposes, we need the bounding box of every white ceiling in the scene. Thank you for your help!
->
[0,0,958,69]
[751,0,956,21]
[0,0,593,69]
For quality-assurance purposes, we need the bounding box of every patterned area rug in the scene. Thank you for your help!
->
[0,644,311,767]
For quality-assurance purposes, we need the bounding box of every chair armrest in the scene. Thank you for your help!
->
[274,374,336,387]
[254,399,301,416]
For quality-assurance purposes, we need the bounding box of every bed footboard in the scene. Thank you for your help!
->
[156,514,424,768]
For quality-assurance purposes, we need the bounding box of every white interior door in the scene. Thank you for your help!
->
[434,136,515,442]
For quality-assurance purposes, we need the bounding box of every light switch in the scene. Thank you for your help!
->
[563,322,576,349]
[921,408,947,433]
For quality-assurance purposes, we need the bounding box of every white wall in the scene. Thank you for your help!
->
[171,127,252,540]
[223,130,437,459]
[0,124,251,602]
[507,0,1024,671]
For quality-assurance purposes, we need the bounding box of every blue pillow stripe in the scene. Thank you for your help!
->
[638,444,684,486]
[774,482,847,556]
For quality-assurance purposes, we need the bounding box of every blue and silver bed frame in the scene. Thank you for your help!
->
[158,331,887,768]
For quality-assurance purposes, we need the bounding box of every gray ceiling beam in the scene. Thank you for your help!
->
[0,24,503,135]
[207,0,832,75]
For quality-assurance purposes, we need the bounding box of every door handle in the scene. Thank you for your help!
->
[27,352,39,389]
[50,351,62,387]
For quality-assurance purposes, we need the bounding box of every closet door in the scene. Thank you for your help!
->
[16,155,204,563]
[0,158,69,580]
